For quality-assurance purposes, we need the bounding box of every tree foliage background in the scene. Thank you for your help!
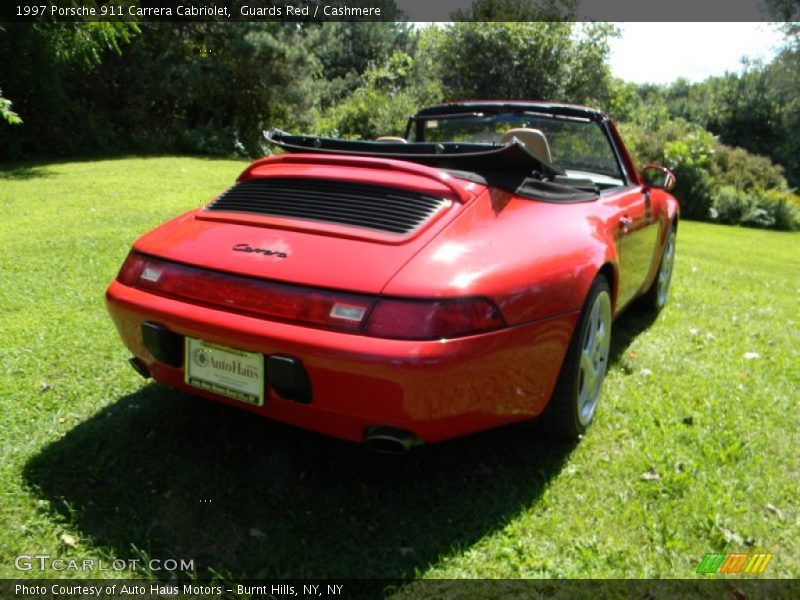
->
[1,16,798,229]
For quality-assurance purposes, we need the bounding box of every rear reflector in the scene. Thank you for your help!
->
[117,252,505,339]
[330,303,367,322]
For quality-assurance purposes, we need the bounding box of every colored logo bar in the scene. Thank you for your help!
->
[697,552,772,574]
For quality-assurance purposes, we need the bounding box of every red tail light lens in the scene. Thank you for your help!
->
[365,298,505,340]
[116,253,374,333]
[117,252,148,286]
[116,252,506,339]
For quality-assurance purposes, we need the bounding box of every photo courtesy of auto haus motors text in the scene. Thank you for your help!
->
[13,582,344,598]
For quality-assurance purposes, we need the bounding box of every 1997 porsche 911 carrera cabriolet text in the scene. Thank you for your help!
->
[106,101,679,451]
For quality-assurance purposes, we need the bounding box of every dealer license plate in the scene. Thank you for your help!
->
[184,337,265,406]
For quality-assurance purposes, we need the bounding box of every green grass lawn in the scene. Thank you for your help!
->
[1,157,798,582]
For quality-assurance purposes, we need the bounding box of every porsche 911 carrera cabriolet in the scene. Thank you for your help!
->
[106,101,679,451]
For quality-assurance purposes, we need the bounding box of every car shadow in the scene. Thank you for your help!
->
[24,383,575,582]
[609,303,660,366]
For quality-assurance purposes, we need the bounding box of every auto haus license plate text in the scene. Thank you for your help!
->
[185,338,265,406]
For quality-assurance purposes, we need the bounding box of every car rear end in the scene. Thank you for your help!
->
[106,155,574,446]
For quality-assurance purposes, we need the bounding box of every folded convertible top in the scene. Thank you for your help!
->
[263,129,564,179]
[262,129,599,203]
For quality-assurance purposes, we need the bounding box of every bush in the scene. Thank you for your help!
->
[662,129,717,220]
[710,186,800,231]
[618,118,794,226]
[617,118,701,169]
[711,145,788,192]
[312,49,442,140]
[754,188,800,231]
[314,86,419,139]
[437,22,614,106]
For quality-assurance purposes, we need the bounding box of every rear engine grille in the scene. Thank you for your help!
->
[206,178,447,235]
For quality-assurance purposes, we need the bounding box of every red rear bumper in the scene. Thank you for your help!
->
[106,280,577,443]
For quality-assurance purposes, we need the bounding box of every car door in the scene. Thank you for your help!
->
[608,187,660,308]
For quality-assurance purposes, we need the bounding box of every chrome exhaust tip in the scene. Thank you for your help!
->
[364,426,424,454]
[128,357,151,379]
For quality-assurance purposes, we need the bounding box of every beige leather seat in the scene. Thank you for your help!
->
[499,128,552,163]
[375,136,407,143]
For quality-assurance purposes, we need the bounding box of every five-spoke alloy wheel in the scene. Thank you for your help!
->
[644,227,677,312]
[577,286,612,428]
[544,276,613,439]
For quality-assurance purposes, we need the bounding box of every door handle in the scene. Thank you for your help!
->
[619,216,633,232]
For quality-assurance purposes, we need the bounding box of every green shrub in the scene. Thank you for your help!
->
[754,188,800,231]
[662,129,717,220]
[617,118,702,169]
[312,49,442,140]
[711,185,800,231]
[711,145,788,192]
[314,87,419,139]
[618,118,793,226]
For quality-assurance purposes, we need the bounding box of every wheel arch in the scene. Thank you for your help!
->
[597,262,619,314]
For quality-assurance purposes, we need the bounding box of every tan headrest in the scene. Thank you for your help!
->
[499,128,552,163]
[375,136,407,143]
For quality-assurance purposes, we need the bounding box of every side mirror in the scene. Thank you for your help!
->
[641,164,676,191]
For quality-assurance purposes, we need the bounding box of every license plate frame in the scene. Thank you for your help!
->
[184,337,265,407]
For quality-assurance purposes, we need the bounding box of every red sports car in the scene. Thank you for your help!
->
[106,101,678,451]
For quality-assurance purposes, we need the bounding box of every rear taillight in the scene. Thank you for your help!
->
[365,298,505,340]
[116,252,374,333]
[117,252,148,286]
[116,252,506,339]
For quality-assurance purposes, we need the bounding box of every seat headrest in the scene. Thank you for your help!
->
[499,128,552,163]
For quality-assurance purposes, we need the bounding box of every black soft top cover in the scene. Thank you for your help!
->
[263,129,599,203]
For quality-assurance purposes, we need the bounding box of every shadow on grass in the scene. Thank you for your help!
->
[24,384,575,581]
[0,154,244,180]
[0,164,55,180]
[609,303,660,366]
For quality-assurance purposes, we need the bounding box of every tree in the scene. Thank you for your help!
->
[0,87,21,125]
[306,22,413,106]
[437,21,616,105]
[314,45,443,139]
[0,22,137,158]
[764,43,800,186]
[0,22,320,159]
[95,22,322,156]
[452,0,577,20]
[765,0,800,20]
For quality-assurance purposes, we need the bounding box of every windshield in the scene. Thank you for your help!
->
[408,113,624,185]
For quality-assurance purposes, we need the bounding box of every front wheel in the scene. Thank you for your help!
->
[642,227,676,312]
[542,276,612,440]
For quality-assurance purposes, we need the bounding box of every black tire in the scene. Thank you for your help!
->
[642,226,677,312]
[541,275,612,440]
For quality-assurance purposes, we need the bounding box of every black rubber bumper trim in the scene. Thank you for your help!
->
[141,322,183,368]
[267,355,312,404]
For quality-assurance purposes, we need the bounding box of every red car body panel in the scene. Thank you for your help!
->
[106,102,679,445]
[130,157,477,295]
[108,280,575,442]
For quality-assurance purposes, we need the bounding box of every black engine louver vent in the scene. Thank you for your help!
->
[206,178,447,235]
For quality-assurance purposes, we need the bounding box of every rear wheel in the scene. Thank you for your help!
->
[642,226,676,312]
[542,276,612,440]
